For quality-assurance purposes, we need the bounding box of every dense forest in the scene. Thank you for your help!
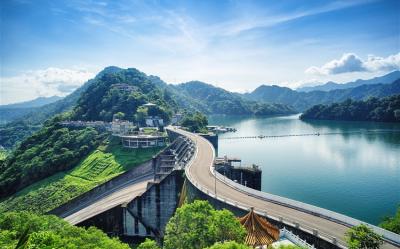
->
[0,116,106,198]
[181,112,209,133]
[300,95,400,122]
[170,81,295,115]
[0,211,130,249]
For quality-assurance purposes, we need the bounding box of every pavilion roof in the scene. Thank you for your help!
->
[239,208,280,247]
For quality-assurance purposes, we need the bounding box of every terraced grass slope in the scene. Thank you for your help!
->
[0,138,164,214]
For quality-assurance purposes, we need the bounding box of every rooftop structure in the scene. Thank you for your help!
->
[112,83,138,92]
[239,208,280,247]
[171,113,184,125]
[143,102,157,107]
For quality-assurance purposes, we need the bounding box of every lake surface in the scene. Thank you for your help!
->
[208,114,400,225]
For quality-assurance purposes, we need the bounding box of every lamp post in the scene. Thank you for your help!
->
[214,166,217,197]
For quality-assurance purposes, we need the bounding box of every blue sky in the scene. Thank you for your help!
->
[1,0,399,104]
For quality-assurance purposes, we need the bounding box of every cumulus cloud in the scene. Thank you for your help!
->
[305,52,400,75]
[1,68,94,105]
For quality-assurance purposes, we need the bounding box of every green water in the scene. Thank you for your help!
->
[208,114,400,225]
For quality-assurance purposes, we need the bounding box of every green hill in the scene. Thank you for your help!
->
[300,95,400,122]
[0,137,163,213]
[1,67,296,149]
[243,79,400,111]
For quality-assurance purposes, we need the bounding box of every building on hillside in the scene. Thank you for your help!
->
[239,208,280,247]
[145,116,164,127]
[120,134,166,148]
[171,113,184,125]
[143,102,157,108]
[111,119,136,136]
[112,83,138,92]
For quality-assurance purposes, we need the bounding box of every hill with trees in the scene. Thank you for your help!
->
[0,116,106,198]
[0,67,295,149]
[243,79,400,111]
[300,95,400,122]
[170,81,295,116]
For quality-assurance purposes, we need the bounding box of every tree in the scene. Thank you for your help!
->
[205,241,252,249]
[135,106,148,125]
[345,224,383,249]
[114,112,125,120]
[163,200,246,249]
[181,112,208,133]
[137,238,161,249]
[380,206,400,234]
[0,211,130,249]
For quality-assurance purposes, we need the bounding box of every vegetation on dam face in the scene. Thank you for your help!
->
[0,136,163,214]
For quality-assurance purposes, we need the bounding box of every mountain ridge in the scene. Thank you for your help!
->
[296,70,400,92]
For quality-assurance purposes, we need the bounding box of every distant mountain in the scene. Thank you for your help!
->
[154,80,295,115]
[0,96,63,124]
[243,79,400,111]
[0,96,63,109]
[297,70,400,92]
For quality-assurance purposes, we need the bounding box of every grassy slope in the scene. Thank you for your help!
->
[0,138,164,213]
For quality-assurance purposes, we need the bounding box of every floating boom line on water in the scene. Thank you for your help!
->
[219,129,400,140]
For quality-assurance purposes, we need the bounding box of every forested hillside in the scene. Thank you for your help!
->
[0,117,106,198]
[300,95,400,122]
[72,68,177,122]
[243,79,400,111]
[0,67,295,149]
[170,81,295,115]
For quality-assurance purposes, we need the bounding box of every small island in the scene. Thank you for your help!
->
[300,95,400,122]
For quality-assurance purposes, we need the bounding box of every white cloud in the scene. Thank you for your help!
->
[305,52,400,75]
[0,68,94,105]
[365,53,400,72]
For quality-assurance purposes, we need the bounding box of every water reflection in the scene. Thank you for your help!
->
[208,114,400,225]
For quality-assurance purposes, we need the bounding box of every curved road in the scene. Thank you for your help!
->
[170,127,399,249]
[63,174,154,225]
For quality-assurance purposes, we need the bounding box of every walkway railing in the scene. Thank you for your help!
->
[280,227,316,249]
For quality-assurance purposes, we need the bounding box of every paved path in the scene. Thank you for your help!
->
[64,175,153,225]
[171,128,399,249]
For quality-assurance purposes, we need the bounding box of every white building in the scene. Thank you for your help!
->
[121,134,166,148]
[111,120,136,136]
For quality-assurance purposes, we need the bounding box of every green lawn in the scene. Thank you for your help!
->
[0,150,7,161]
[0,138,164,214]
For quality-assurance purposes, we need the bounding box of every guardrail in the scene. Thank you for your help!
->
[280,227,316,249]
[178,128,400,249]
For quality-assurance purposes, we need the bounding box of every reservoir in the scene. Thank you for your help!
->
[208,114,400,225]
